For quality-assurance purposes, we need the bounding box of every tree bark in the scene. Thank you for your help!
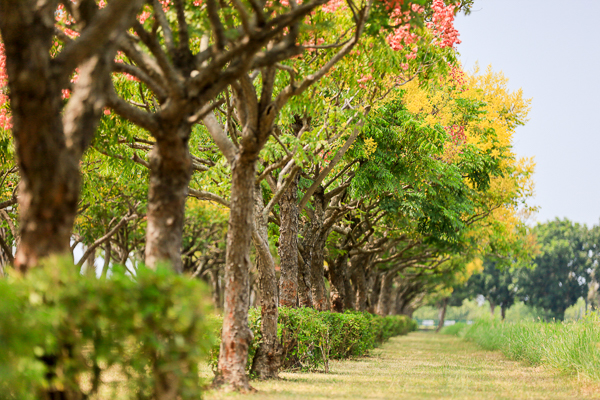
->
[297,246,313,307]
[500,305,506,321]
[376,272,394,316]
[278,174,299,308]
[214,150,256,391]
[144,125,192,273]
[490,302,496,317]
[250,184,282,379]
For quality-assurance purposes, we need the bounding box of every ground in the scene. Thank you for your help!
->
[203,332,600,400]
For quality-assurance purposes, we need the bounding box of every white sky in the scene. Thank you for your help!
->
[454,0,600,227]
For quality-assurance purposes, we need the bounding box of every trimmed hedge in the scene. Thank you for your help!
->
[0,259,217,400]
[212,307,416,373]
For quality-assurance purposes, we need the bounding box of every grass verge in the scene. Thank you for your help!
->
[203,332,596,399]
[442,315,600,382]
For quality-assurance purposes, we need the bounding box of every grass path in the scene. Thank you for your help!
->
[204,332,600,399]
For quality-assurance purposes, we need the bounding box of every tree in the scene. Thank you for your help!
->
[0,0,144,272]
[467,259,518,319]
[517,218,592,320]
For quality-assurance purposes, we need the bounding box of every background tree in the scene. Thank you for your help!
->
[517,218,592,320]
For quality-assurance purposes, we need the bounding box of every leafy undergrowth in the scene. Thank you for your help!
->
[0,258,217,400]
[203,332,596,400]
[210,308,417,373]
[442,316,600,381]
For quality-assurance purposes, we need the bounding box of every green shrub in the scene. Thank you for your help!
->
[440,322,468,336]
[210,308,416,374]
[443,316,600,381]
[0,258,217,400]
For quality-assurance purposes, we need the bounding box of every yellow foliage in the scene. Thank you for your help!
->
[363,137,378,159]
[402,64,537,264]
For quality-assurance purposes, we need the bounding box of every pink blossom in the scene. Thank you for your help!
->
[321,0,346,13]
[427,0,461,48]
[138,11,152,23]
[357,74,373,83]
[0,40,11,131]
[444,124,466,145]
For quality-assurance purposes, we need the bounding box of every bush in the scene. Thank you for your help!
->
[442,317,600,381]
[0,258,217,400]
[211,308,416,374]
[439,322,468,336]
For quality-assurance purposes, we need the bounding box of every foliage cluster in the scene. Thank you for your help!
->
[438,218,600,321]
[211,308,415,374]
[442,317,600,382]
[0,259,216,400]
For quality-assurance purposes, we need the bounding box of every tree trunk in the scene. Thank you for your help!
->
[328,254,348,312]
[214,151,256,391]
[250,184,282,379]
[500,305,506,321]
[0,0,140,272]
[101,242,111,278]
[8,60,80,271]
[350,256,368,311]
[310,235,329,311]
[490,302,496,317]
[306,188,328,311]
[343,267,355,311]
[209,266,221,309]
[278,174,299,308]
[144,127,192,273]
[436,298,448,333]
[376,272,394,316]
[367,271,381,314]
[297,245,313,307]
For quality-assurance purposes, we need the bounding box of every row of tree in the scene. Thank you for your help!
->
[0,0,534,391]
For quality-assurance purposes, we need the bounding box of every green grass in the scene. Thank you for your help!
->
[203,332,597,399]
[442,314,600,382]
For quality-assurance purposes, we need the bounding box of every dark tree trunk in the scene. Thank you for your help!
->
[500,305,506,321]
[144,126,192,273]
[376,272,394,316]
[11,79,80,272]
[214,151,256,391]
[209,266,221,309]
[328,254,348,312]
[436,298,448,333]
[367,271,381,314]
[350,256,368,311]
[343,266,355,311]
[278,174,299,307]
[305,188,328,311]
[310,235,329,311]
[250,184,282,379]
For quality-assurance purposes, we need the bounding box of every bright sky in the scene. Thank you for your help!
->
[454,0,600,227]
